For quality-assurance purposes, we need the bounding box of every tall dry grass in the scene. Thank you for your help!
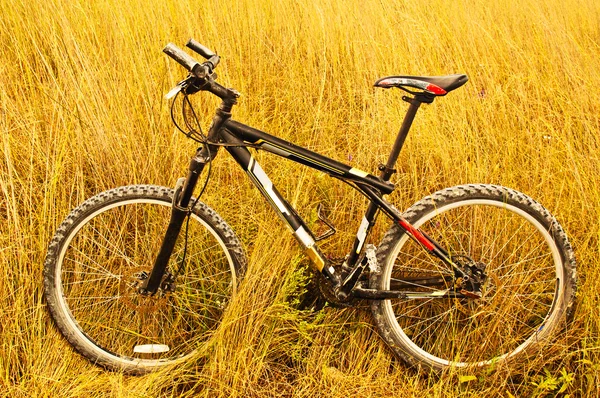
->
[1,0,599,396]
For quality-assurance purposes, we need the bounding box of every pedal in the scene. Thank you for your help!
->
[365,244,379,273]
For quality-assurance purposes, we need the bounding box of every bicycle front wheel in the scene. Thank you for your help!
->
[370,184,576,371]
[44,185,246,374]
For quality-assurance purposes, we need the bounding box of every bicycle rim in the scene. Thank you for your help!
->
[381,199,565,367]
[53,197,237,369]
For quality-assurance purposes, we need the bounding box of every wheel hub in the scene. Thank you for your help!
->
[119,266,171,312]
[452,255,488,299]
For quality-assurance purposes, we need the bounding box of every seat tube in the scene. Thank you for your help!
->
[343,98,422,267]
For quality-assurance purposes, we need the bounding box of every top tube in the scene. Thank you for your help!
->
[223,119,395,195]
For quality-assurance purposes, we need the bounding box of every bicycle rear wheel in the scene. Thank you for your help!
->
[370,184,576,371]
[44,185,246,374]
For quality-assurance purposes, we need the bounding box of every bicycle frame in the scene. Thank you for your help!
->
[141,86,465,300]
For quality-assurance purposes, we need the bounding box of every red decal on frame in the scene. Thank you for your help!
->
[398,219,435,251]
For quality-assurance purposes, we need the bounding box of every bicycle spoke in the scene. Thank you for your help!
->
[495,249,551,274]
[66,248,123,279]
[67,296,121,311]
[393,250,453,274]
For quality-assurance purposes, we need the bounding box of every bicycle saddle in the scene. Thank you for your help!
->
[374,74,468,96]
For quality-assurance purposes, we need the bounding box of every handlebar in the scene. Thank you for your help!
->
[163,43,201,73]
[163,40,238,105]
[186,39,214,59]
[186,39,220,70]
[163,39,220,77]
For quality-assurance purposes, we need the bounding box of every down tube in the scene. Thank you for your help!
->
[223,143,338,282]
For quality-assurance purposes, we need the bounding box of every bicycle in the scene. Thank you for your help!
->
[43,39,577,374]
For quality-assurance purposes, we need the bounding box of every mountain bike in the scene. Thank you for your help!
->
[43,39,577,374]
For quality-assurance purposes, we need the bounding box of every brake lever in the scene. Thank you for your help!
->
[165,77,192,100]
[165,84,183,100]
[164,68,217,100]
[164,74,202,99]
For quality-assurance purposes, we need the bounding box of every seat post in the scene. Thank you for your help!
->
[379,95,426,182]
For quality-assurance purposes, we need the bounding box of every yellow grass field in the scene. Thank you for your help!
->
[1,0,599,396]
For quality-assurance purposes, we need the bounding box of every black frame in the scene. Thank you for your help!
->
[141,70,468,302]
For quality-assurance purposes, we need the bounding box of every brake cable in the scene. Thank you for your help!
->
[167,90,213,282]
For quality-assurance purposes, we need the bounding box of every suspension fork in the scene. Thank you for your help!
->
[139,149,210,294]
[140,107,230,295]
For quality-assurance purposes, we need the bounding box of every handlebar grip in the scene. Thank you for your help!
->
[186,39,215,59]
[163,43,200,72]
